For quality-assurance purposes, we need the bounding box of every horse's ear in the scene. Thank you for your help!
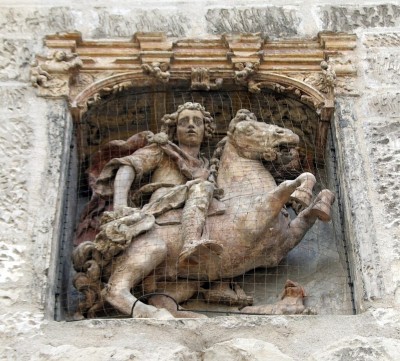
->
[228,117,240,135]
[228,109,256,134]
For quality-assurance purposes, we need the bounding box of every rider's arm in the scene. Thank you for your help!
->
[113,166,135,210]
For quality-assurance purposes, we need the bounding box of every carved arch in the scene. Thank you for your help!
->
[71,71,331,118]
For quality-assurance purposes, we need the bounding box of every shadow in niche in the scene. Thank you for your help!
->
[59,88,354,320]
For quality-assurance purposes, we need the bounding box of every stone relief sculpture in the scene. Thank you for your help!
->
[31,50,82,96]
[234,62,258,86]
[241,280,315,315]
[191,68,223,91]
[142,61,170,83]
[72,103,335,319]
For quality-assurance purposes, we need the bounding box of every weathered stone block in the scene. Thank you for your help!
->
[334,99,384,303]
[203,338,293,361]
[364,120,400,230]
[365,52,400,85]
[366,92,400,118]
[0,39,36,81]
[0,7,76,36]
[364,32,400,48]
[0,85,29,114]
[309,336,400,361]
[28,343,199,361]
[0,115,32,237]
[321,5,400,31]
[205,7,301,37]
[92,8,190,38]
[0,312,44,337]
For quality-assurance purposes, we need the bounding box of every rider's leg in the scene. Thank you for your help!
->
[179,181,223,261]
[103,237,173,318]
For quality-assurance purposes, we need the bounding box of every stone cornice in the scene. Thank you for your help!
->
[32,32,356,105]
[31,31,357,166]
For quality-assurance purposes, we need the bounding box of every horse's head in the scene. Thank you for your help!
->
[228,109,300,161]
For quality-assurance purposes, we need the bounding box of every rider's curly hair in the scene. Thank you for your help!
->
[160,102,216,142]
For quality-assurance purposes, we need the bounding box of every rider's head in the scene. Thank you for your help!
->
[161,102,216,143]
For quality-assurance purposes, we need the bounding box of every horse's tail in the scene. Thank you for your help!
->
[72,241,107,318]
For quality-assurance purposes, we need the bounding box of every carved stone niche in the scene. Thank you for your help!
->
[32,32,358,319]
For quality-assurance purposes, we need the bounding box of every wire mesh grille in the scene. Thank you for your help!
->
[61,88,354,320]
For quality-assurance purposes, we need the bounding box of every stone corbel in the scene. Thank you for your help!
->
[191,68,223,91]
[31,50,82,97]
[141,62,170,83]
[225,33,263,88]
[135,32,173,84]
[234,62,259,86]
[320,61,336,96]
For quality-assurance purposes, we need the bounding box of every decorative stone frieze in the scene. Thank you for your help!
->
[364,32,400,48]
[321,5,400,32]
[205,7,301,37]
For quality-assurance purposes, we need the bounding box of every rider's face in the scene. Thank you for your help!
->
[176,109,205,147]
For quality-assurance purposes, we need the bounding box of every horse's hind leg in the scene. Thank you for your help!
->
[103,237,173,319]
[148,281,207,318]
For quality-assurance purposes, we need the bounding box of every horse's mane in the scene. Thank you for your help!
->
[208,136,228,183]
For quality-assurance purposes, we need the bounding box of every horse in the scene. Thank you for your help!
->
[72,111,334,319]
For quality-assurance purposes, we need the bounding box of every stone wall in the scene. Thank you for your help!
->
[0,1,399,360]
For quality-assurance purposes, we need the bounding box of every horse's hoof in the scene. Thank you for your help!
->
[290,187,313,208]
[132,303,174,319]
[311,189,335,222]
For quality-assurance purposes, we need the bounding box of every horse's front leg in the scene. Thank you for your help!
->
[268,172,316,218]
[289,172,316,208]
[103,237,174,319]
[286,189,335,243]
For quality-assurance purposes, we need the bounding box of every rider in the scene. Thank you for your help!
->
[94,102,223,262]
